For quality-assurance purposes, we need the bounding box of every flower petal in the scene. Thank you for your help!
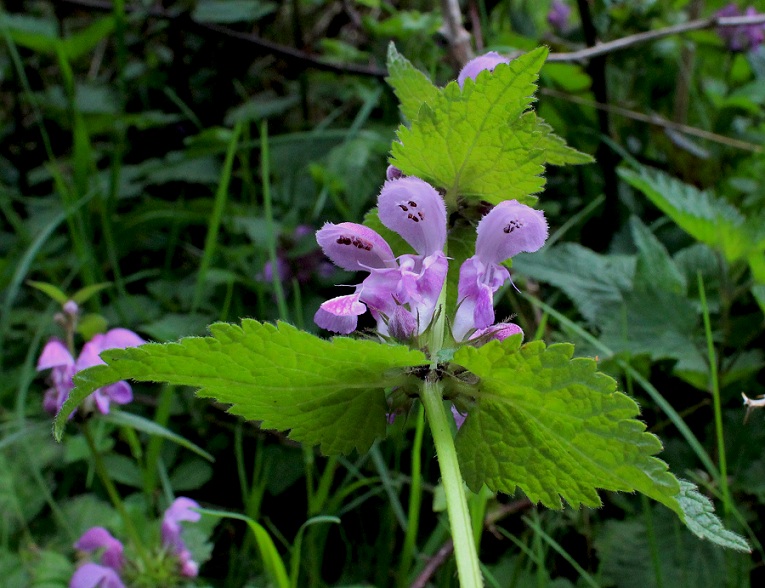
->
[43,387,64,415]
[451,404,467,429]
[377,177,446,255]
[386,165,403,181]
[453,257,508,341]
[70,563,125,588]
[104,381,133,406]
[358,269,401,316]
[37,339,74,371]
[162,498,201,554]
[388,306,418,340]
[316,222,396,271]
[90,389,111,415]
[314,293,367,334]
[164,497,202,525]
[75,339,106,372]
[75,527,125,571]
[457,51,510,87]
[475,200,548,265]
[102,328,145,350]
[470,322,524,344]
[400,252,448,332]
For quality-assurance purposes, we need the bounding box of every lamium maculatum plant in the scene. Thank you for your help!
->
[55,45,749,587]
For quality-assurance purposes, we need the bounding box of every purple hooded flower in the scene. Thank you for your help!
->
[162,497,201,578]
[314,177,448,336]
[70,563,125,588]
[75,527,125,571]
[547,1,572,33]
[457,51,510,88]
[716,4,765,52]
[37,329,144,415]
[452,200,547,341]
[37,338,76,415]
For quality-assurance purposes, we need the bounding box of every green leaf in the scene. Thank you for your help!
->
[192,0,277,24]
[385,42,440,122]
[453,338,681,509]
[512,243,635,325]
[598,288,706,373]
[535,118,594,165]
[748,251,765,283]
[452,339,749,550]
[618,166,754,262]
[391,48,549,206]
[196,507,289,588]
[752,283,765,315]
[71,282,112,304]
[27,281,68,305]
[75,313,108,340]
[57,321,427,455]
[0,13,58,55]
[61,17,115,61]
[676,480,750,552]
[101,410,215,462]
[630,216,687,295]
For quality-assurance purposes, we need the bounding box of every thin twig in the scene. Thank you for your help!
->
[410,539,455,588]
[58,0,388,77]
[58,1,765,74]
[541,87,764,153]
[440,0,474,67]
[410,498,533,588]
[549,14,765,62]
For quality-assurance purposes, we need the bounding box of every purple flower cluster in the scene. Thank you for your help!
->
[71,528,125,588]
[314,51,550,429]
[716,4,765,52]
[70,498,201,587]
[37,328,144,416]
[315,54,548,346]
[314,176,448,337]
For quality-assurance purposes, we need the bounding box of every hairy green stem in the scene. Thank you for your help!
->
[419,379,482,587]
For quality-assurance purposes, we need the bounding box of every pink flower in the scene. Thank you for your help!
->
[37,329,145,415]
[452,201,547,341]
[70,563,125,588]
[74,527,125,571]
[162,497,202,578]
[314,177,448,336]
[71,528,126,588]
[457,51,510,88]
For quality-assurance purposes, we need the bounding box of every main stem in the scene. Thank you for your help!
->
[419,379,482,587]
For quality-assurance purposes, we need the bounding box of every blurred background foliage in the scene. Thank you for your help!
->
[1,0,765,586]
